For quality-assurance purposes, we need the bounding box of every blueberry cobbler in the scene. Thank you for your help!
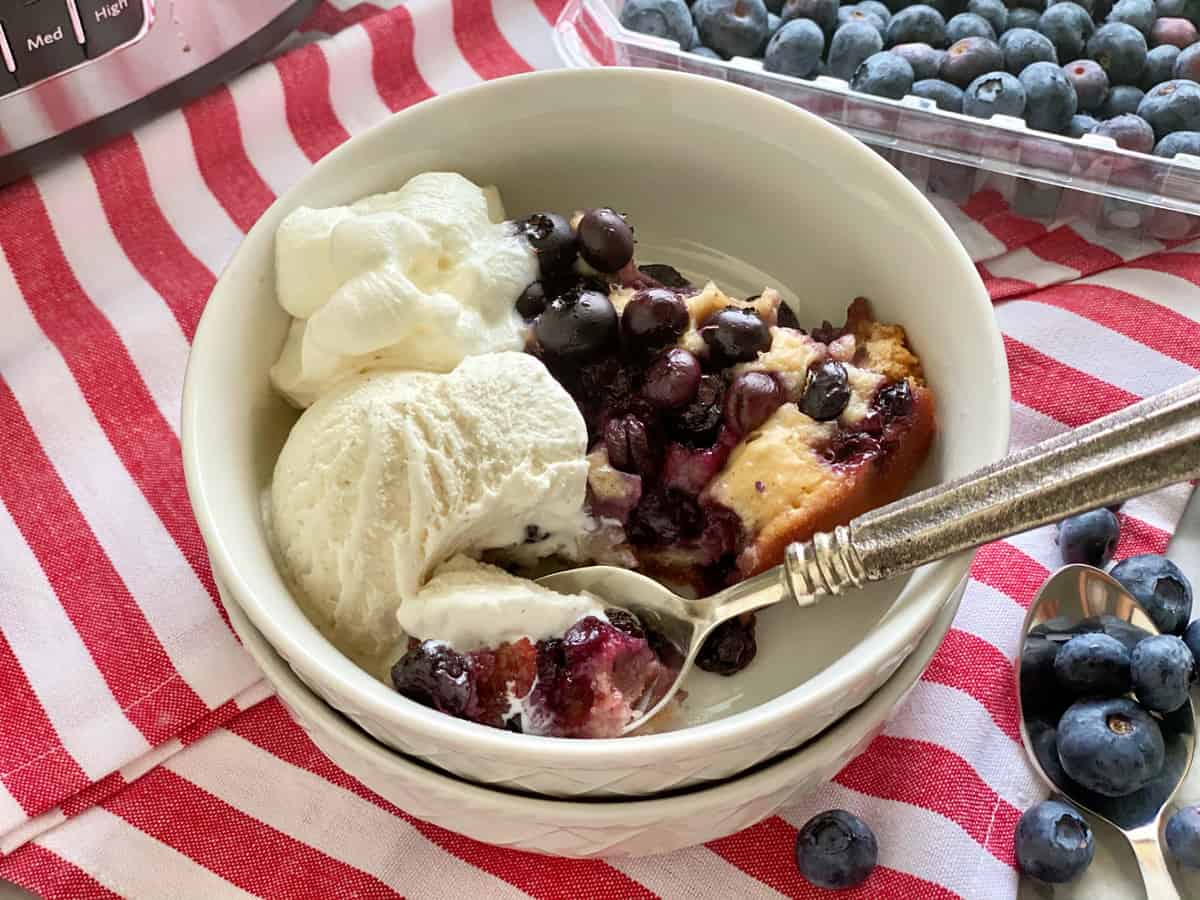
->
[267,173,934,739]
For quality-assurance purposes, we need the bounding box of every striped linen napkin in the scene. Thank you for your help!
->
[0,1,1196,897]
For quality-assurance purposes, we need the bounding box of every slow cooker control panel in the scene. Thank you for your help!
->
[0,0,150,93]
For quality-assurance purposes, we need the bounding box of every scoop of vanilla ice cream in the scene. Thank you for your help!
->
[270,172,537,407]
[399,556,605,650]
[270,352,589,658]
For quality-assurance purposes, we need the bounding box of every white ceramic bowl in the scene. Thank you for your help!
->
[222,570,964,857]
[182,67,1009,798]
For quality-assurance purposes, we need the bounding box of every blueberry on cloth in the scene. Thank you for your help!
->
[794,810,878,889]
[1015,800,1095,883]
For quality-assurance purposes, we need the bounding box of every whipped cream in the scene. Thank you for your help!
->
[270,352,589,658]
[398,556,605,650]
[270,172,538,407]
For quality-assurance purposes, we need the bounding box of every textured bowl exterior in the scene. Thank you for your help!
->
[222,574,964,857]
[183,67,1009,798]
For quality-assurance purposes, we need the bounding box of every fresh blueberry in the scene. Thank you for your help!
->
[1050,0,1098,15]
[1088,22,1149,84]
[1150,16,1197,46]
[724,371,786,434]
[1109,553,1194,634]
[689,45,724,57]
[1144,43,1182,89]
[1015,801,1095,884]
[942,36,1006,85]
[887,5,947,46]
[644,347,702,408]
[619,0,697,48]
[1154,128,1200,153]
[1068,112,1101,133]
[764,19,826,75]
[794,810,878,889]
[857,0,892,24]
[781,0,838,32]
[1021,632,1063,713]
[1057,508,1121,566]
[1057,696,1166,797]
[891,41,946,79]
[1063,58,1110,110]
[968,0,1009,33]
[1039,2,1096,62]
[1107,0,1157,34]
[1131,634,1194,711]
[947,11,996,40]
[829,21,885,77]
[852,50,916,97]
[1053,632,1132,695]
[577,207,634,272]
[1185,617,1200,664]
[767,10,783,36]
[1155,0,1200,20]
[1174,41,1200,80]
[694,0,771,58]
[913,77,967,109]
[622,288,689,352]
[765,0,784,12]
[1001,28,1059,74]
[1097,614,1155,652]
[700,307,772,363]
[838,5,887,36]
[800,360,852,420]
[1008,7,1044,29]
[1100,82,1146,115]
[535,287,618,358]
[965,70,1028,117]
[1166,806,1200,868]
[518,212,577,276]
[1093,112,1157,149]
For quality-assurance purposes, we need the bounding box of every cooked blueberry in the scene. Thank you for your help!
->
[724,371,786,434]
[1057,696,1166,797]
[968,0,1009,32]
[942,36,1005,86]
[519,212,577,276]
[697,613,757,674]
[887,5,947,46]
[535,288,618,358]
[799,360,851,421]
[1107,0,1157,34]
[873,378,913,419]
[1015,801,1095,884]
[605,608,646,638]
[1001,28,1059,74]
[857,0,892,24]
[1150,16,1197,49]
[619,0,697,47]
[781,0,838,31]
[1099,82,1145,115]
[1009,7,1044,29]
[964,70,1028,118]
[851,51,916,98]
[391,641,473,716]
[1093,112,1156,149]
[516,281,548,319]
[622,288,689,353]
[700,307,772,363]
[1154,128,1200,154]
[947,11,997,41]
[829,22,885,78]
[1144,43,1182,88]
[604,413,658,476]
[638,263,692,289]
[891,41,946,79]
[643,347,702,408]
[694,0,771,57]
[765,19,826,76]
[1068,112,1101,133]
[576,207,634,273]
[1167,807,1200,868]
[1057,508,1121,566]
[1088,22,1148,84]
[1063,58,1109,110]
[1131,634,1194,712]
[794,810,878,889]
[913,77,966,109]
[775,301,801,329]
[1021,632,1062,713]
[1109,553,1193,634]
[669,373,727,445]
[1039,3,1096,62]
[1053,632,1131,695]
[838,5,887,36]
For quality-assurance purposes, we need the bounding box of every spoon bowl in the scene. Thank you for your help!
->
[1016,564,1194,899]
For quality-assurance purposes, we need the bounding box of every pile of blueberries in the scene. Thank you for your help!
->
[620,0,1200,156]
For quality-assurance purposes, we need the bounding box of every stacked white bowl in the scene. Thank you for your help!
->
[182,68,1010,854]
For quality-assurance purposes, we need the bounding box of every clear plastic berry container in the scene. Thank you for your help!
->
[553,0,1200,239]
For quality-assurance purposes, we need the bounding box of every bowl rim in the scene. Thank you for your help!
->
[182,66,1010,762]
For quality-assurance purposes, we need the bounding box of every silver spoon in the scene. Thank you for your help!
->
[537,375,1200,735]
[1016,565,1194,899]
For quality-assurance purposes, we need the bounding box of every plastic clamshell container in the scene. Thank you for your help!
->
[554,0,1200,238]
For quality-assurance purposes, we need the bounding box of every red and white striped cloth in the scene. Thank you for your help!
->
[0,1,1196,897]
